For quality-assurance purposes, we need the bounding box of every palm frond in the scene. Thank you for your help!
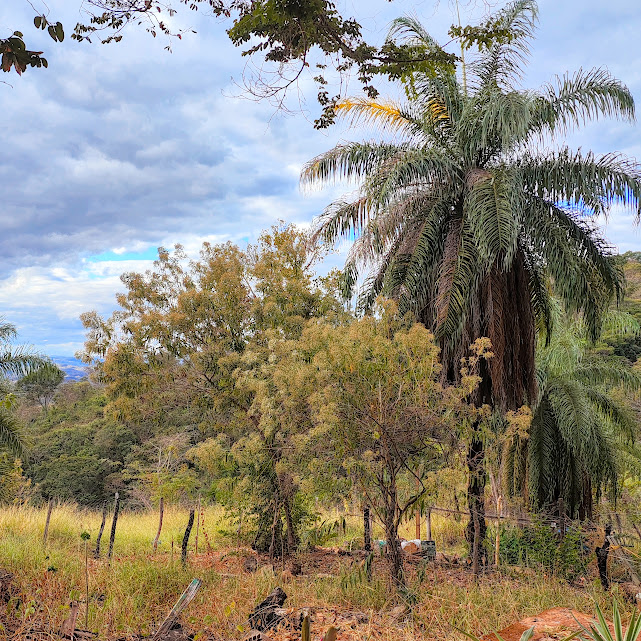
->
[519,148,641,219]
[0,348,49,378]
[0,408,26,460]
[472,0,539,88]
[464,168,520,269]
[435,218,481,343]
[534,67,635,137]
[302,142,410,186]
[334,98,427,139]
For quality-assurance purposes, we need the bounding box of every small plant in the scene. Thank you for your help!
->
[580,603,641,641]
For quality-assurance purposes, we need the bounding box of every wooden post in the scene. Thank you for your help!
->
[195,496,201,555]
[94,502,107,558]
[152,578,202,641]
[426,507,432,541]
[43,498,54,546]
[60,601,80,638]
[84,539,89,629]
[152,497,164,552]
[181,509,195,566]
[108,492,120,565]
[364,505,372,551]
[558,498,565,538]
[596,524,612,590]
[494,495,502,567]
[415,478,421,540]
[472,506,480,579]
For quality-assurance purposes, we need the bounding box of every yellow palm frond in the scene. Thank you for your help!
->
[335,98,419,135]
[427,97,449,124]
[336,97,450,135]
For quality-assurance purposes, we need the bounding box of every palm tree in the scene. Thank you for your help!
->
[302,0,641,562]
[0,318,49,459]
[504,309,641,520]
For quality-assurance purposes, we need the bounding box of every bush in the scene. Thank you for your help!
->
[491,518,590,581]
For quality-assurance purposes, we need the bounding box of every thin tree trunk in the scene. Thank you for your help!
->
[94,501,107,558]
[153,497,164,552]
[382,477,405,591]
[108,492,120,565]
[426,508,432,541]
[283,494,296,554]
[383,506,404,590]
[268,498,280,562]
[466,437,487,568]
[596,524,612,590]
[181,509,195,566]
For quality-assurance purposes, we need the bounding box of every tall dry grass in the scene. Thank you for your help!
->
[0,503,624,640]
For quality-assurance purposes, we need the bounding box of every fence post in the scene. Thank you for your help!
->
[363,505,372,551]
[415,478,421,540]
[94,501,107,558]
[108,492,120,565]
[494,495,502,567]
[195,496,201,555]
[43,498,54,547]
[181,509,195,566]
[153,497,164,552]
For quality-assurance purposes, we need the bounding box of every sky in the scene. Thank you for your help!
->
[1,0,641,357]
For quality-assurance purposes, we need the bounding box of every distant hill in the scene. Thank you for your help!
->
[50,356,90,382]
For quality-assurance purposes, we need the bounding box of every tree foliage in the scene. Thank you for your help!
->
[17,361,65,413]
[294,301,481,586]
[81,224,346,548]
[503,308,641,518]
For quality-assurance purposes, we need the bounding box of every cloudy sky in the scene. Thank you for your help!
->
[1,0,641,357]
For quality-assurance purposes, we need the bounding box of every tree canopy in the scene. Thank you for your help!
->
[302,0,641,564]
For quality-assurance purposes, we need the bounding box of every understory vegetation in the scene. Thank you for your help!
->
[0,503,625,641]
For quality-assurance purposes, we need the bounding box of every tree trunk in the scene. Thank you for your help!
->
[43,498,54,546]
[466,437,487,568]
[383,507,404,590]
[283,494,297,554]
[268,497,281,562]
[382,477,405,591]
[472,505,480,578]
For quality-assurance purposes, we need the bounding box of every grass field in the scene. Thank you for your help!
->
[0,503,625,640]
